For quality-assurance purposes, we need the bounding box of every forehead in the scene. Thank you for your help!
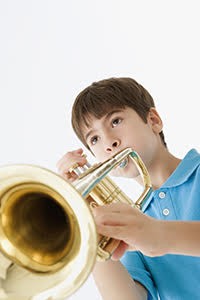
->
[79,101,126,126]
[83,108,124,127]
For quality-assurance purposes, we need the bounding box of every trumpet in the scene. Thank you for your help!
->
[0,148,152,299]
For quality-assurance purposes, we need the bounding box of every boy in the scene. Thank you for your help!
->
[57,77,200,300]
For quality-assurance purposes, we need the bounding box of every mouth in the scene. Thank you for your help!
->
[118,157,129,169]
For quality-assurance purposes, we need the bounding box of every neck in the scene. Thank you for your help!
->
[149,148,181,190]
[136,147,181,190]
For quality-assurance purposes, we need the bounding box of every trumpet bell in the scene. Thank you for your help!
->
[0,164,97,298]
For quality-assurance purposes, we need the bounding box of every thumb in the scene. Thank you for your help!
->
[111,241,129,261]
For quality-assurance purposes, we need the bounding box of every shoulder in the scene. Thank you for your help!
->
[177,148,200,182]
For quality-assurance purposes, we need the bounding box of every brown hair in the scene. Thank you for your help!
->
[71,77,167,149]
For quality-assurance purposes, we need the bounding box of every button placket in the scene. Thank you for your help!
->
[159,191,166,199]
[159,191,170,216]
[163,208,170,216]
[157,190,173,218]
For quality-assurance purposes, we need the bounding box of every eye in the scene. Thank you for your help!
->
[112,117,122,127]
[90,135,99,146]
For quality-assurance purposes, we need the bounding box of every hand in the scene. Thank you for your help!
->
[92,202,165,259]
[56,148,87,182]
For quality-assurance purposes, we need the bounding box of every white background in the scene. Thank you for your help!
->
[0,1,199,299]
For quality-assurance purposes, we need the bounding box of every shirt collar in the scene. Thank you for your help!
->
[141,149,200,212]
[161,148,200,188]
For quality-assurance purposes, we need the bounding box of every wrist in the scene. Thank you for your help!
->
[158,220,182,255]
[148,219,172,256]
[158,220,173,255]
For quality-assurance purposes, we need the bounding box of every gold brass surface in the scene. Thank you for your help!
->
[73,148,152,260]
[0,164,97,299]
[0,148,152,299]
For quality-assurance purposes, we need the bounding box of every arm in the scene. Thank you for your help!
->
[93,202,200,258]
[160,220,200,256]
[93,259,147,300]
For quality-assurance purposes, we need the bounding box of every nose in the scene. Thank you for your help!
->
[105,138,121,153]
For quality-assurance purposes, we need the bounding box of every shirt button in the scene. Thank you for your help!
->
[163,208,170,216]
[159,191,166,199]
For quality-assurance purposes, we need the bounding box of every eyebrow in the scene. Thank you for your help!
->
[84,109,123,142]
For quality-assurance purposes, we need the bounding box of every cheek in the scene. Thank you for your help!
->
[90,147,107,162]
[131,127,155,151]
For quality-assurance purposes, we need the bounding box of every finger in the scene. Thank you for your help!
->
[75,148,84,154]
[57,153,87,176]
[93,202,131,216]
[56,148,84,170]
[95,212,133,227]
[63,171,78,181]
[97,224,127,240]
[111,241,129,260]
[57,161,79,182]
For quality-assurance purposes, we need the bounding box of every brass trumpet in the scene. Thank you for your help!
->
[0,148,152,299]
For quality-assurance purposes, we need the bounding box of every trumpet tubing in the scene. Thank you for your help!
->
[0,148,152,299]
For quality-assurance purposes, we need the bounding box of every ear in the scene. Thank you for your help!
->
[147,108,163,133]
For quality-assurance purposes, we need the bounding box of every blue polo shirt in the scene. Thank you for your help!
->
[121,149,200,300]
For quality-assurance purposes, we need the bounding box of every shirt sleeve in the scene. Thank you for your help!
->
[120,250,158,300]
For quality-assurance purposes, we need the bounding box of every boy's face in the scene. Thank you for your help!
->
[82,106,163,178]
